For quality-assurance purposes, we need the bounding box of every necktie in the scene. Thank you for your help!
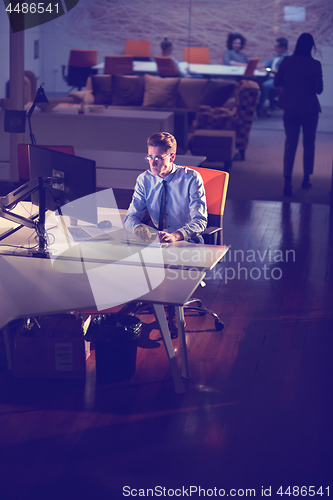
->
[158,180,167,231]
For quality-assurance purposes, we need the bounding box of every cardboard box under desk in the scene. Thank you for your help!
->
[13,315,86,379]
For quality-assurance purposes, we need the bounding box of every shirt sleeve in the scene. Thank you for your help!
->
[223,50,232,65]
[177,171,207,241]
[273,59,285,87]
[123,174,147,232]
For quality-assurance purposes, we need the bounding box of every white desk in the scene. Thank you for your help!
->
[93,60,158,74]
[93,60,267,78]
[1,108,173,153]
[0,202,228,393]
[75,149,206,190]
[178,62,267,78]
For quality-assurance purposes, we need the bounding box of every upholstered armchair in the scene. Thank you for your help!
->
[194,79,259,160]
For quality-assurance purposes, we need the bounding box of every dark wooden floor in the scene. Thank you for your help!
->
[0,198,333,500]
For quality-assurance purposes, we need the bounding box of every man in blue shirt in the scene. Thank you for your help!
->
[124,132,207,335]
[257,37,290,117]
[124,132,207,244]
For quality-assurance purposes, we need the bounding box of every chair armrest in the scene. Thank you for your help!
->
[203,226,222,235]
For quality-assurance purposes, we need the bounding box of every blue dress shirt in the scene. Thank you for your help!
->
[124,164,207,241]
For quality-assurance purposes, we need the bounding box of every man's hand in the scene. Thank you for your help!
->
[158,230,184,243]
[134,225,153,241]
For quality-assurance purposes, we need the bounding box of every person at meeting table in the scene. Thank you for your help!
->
[274,33,323,197]
[256,37,290,117]
[160,36,187,77]
[124,132,207,335]
[222,33,248,67]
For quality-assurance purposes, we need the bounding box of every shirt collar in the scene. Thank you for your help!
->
[147,163,178,182]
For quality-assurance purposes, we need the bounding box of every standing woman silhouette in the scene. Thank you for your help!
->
[274,33,323,196]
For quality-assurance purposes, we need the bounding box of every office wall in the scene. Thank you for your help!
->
[0,9,10,98]
[1,0,333,104]
[0,9,40,99]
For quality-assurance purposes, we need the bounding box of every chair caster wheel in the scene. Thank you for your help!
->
[215,320,224,331]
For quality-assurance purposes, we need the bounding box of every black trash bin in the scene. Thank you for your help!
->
[86,314,142,383]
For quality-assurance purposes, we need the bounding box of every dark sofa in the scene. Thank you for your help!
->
[68,74,237,153]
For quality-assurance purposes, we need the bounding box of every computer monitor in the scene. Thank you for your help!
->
[28,145,97,224]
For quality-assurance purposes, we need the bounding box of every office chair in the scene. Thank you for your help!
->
[62,49,98,91]
[104,55,134,75]
[184,47,210,64]
[154,56,181,77]
[190,166,229,246]
[243,57,260,78]
[124,40,151,61]
[179,166,229,331]
[17,144,75,180]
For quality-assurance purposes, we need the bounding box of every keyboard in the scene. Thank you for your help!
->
[68,227,92,241]
[67,226,112,242]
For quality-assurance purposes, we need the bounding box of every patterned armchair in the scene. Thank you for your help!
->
[194,79,259,160]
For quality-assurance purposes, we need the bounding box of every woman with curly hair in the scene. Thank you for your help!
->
[222,33,248,66]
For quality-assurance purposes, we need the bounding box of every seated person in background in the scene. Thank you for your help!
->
[160,37,187,77]
[223,33,248,66]
[124,132,207,335]
[257,37,290,117]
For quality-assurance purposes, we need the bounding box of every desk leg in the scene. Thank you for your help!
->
[152,304,185,394]
[175,306,190,379]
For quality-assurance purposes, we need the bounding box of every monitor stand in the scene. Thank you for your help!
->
[0,177,61,258]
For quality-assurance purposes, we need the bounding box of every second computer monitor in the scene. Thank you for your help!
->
[28,145,97,223]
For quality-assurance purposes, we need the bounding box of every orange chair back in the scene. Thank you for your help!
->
[124,40,151,59]
[68,49,98,68]
[17,144,75,180]
[189,166,229,216]
[154,56,180,77]
[243,57,259,78]
[184,47,210,64]
[104,55,134,75]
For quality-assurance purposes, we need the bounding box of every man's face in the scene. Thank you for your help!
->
[147,146,175,178]
[232,38,242,52]
[275,43,286,56]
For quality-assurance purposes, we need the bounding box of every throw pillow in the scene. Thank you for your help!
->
[177,78,209,109]
[143,74,180,108]
[91,74,112,104]
[112,75,145,106]
[199,80,236,108]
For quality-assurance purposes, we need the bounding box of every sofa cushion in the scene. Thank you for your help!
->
[143,74,180,108]
[177,78,209,109]
[112,75,145,106]
[91,74,113,104]
[199,80,237,108]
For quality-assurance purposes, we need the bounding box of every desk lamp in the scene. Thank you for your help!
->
[27,83,49,144]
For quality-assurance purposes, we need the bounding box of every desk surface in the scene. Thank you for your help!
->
[0,205,228,273]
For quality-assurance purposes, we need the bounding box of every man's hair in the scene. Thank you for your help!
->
[147,132,177,153]
[276,37,288,49]
[227,32,246,50]
[160,37,172,52]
